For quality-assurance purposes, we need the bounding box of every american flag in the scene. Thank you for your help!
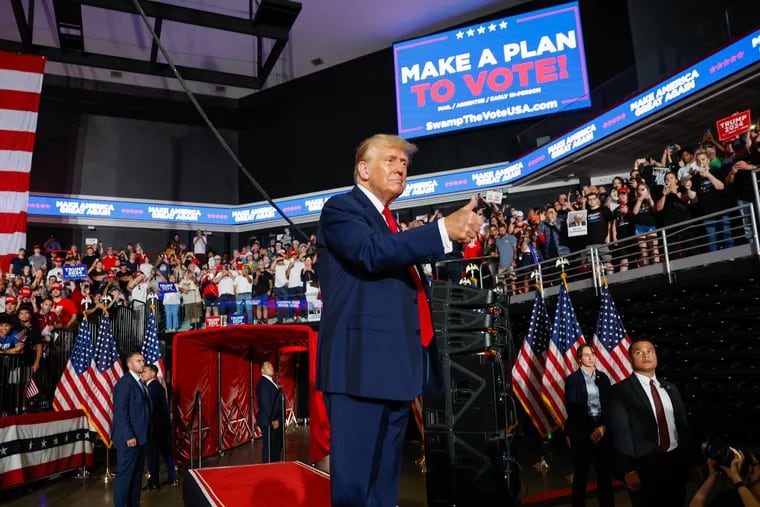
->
[53,321,113,442]
[24,375,39,400]
[411,396,424,437]
[93,316,124,446]
[0,52,45,272]
[512,290,557,437]
[541,281,586,427]
[592,285,632,384]
[142,310,165,384]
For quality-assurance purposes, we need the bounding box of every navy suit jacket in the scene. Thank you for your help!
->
[147,380,170,435]
[316,186,444,401]
[608,375,691,477]
[256,376,282,427]
[111,373,151,448]
[564,368,611,439]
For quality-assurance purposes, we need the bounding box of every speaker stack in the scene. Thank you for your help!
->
[424,281,519,506]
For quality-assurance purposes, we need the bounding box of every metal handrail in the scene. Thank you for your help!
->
[187,390,203,469]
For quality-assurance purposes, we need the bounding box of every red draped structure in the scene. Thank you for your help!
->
[171,325,330,464]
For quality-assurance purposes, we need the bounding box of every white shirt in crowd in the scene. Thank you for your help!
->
[217,275,235,296]
[162,290,181,305]
[235,273,253,294]
[287,259,304,289]
[193,234,207,255]
[274,262,288,288]
[131,281,149,304]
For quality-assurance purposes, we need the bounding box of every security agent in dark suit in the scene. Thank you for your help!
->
[564,344,614,507]
[317,134,482,507]
[608,339,692,507]
[141,364,177,489]
[112,352,151,507]
[255,361,283,463]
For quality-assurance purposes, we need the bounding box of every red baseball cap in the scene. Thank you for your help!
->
[54,256,64,262]
[51,283,63,290]
[107,272,115,279]
[5,295,17,304]
[20,286,32,298]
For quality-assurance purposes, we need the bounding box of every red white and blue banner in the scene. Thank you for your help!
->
[0,51,45,271]
[0,410,95,489]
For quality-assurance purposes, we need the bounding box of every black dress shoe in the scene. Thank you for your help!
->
[142,484,159,491]
[168,480,179,486]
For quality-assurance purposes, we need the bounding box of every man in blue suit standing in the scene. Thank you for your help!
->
[112,352,151,507]
[256,360,283,463]
[142,364,177,489]
[317,134,482,507]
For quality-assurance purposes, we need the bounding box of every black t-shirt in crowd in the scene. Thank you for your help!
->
[81,253,99,268]
[640,165,670,200]
[253,270,273,296]
[614,205,635,238]
[692,168,727,216]
[660,192,692,225]
[586,205,613,245]
[17,325,43,367]
[634,199,657,226]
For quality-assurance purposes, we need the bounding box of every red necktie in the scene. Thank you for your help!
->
[382,207,434,347]
[650,379,670,452]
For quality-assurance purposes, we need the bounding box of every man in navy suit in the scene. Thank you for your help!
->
[256,360,283,463]
[564,344,614,507]
[112,352,151,507]
[317,134,482,507]
[142,364,177,489]
[608,339,692,507]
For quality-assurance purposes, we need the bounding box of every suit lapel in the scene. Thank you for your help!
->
[628,376,656,419]
[350,186,388,233]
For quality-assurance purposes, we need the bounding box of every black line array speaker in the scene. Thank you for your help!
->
[425,281,519,506]
[424,430,520,506]
[424,354,512,433]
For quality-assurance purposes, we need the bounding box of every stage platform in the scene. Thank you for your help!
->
[183,461,330,507]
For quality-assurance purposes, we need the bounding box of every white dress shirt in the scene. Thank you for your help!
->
[633,372,679,451]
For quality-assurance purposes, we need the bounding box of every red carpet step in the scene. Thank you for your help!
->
[184,461,330,507]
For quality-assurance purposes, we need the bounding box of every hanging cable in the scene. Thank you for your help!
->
[131,0,308,241]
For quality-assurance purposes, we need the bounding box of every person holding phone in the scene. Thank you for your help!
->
[632,184,659,266]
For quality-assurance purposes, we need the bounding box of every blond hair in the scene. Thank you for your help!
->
[353,134,417,182]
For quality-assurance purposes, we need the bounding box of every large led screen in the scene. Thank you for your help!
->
[393,1,590,138]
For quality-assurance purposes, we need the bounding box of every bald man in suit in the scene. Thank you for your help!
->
[608,339,692,507]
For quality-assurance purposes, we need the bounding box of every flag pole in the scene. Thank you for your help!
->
[103,443,115,482]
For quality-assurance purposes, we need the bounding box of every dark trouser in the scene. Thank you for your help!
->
[261,424,283,463]
[146,429,177,487]
[287,286,304,319]
[217,294,236,316]
[629,447,687,507]
[324,392,410,507]
[274,286,289,322]
[570,432,614,507]
[114,444,145,507]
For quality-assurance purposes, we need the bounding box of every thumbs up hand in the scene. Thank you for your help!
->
[443,196,483,242]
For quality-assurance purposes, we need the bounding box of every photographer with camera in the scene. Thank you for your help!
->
[689,445,760,507]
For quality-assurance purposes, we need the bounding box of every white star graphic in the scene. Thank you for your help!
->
[53,438,59,445]
[76,433,81,440]
[477,25,486,35]
[466,28,475,37]
[41,440,47,448]
[456,31,464,39]
[29,441,34,450]
[0,446,7,456]
[488,23,497,32]
[499,20,508,29]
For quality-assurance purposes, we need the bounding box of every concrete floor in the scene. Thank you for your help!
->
[2,425,638,507]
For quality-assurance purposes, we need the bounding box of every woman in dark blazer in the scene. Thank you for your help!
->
[564,343,615,507]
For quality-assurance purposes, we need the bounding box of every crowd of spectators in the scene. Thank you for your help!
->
[444,121,760,292]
